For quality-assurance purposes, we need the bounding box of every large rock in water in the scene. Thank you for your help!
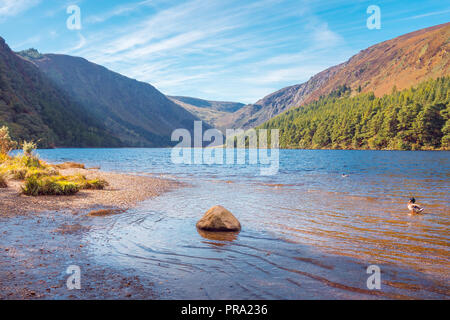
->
[196,206,241,232]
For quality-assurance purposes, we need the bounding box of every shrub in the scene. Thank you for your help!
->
[0,126,17,155]
[80,178,109,190]
[22,141,37,157]
[65,174,109,190]
[21,176,80,196]
[12,154,42,169]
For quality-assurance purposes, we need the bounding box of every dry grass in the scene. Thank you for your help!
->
[0,172,7,188]
[1,155,110,197]
[0,152,177,215]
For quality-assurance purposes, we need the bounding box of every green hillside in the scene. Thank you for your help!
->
[258,77,450,150]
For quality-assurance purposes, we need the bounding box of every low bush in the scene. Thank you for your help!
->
[21,176,80,196]
[60,174,109,190]
[1,156,57,181]
[2,151,107,196]
[22,141,37,157]
[71,175,109,190]
[0,126,17,155]
[82,178,109,190]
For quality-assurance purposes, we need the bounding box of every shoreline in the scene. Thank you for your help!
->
[0,167,180,299]
[0,168,179,216]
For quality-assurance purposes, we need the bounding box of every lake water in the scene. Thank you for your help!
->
[37,148,450,299]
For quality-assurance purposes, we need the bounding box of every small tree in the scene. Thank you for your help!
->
[22,141,37,157]
[0,126,17,155]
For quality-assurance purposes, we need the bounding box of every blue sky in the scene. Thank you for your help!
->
[0,0,449,103]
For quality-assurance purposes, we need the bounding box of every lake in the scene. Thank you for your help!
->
[37,148,450,299]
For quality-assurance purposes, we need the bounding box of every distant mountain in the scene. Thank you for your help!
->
[19,51,203,147]
[168,96,244,129]
[169,96,244,113]
[220,22,450,130]
[0,37,121,148]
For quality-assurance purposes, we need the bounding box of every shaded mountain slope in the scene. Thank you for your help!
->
[19,51,202,147]
[0,38,120,148]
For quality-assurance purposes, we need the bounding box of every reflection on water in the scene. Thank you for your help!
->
[37,149,450,299]
[197,229,239,243]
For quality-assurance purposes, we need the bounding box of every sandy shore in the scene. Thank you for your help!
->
[0,168,178,216]
[0,168,180,299]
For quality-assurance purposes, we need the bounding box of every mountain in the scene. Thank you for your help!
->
[259,77,450,150]
[0,37,121,148]
[169,96,244,113]
[18,50,203,147]
[168,96,244,129]
[221,22,450,130]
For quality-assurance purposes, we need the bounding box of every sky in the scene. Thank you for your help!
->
[0,0,449,104]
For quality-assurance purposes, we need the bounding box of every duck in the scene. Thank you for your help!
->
[408,197,424,214]
[341,173,349,178]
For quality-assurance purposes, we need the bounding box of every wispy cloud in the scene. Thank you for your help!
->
[2,0,449,103]
[70,33,86,51]
[63,0,349,103]
[11,34,41,49]
[0,0,40,19]
[397,8,450,21]
[85,0,154,24]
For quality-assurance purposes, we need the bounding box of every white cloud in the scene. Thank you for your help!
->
[60,0,347,103]
[0,0,40,19]
[11,34,41,49]
[398,9,450,21]
[311,23,342,48]
[68,33,86,52]
[242,65,329,85]
[85,0,154,24]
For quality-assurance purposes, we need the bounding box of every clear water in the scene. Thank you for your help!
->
[37,148,450,299]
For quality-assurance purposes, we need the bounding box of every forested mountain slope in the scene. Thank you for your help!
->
[259,77,450,150]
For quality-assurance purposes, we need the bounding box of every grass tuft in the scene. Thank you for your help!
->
[21,176,80,196]
[1,152,108,196]
[74,176,109,190]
